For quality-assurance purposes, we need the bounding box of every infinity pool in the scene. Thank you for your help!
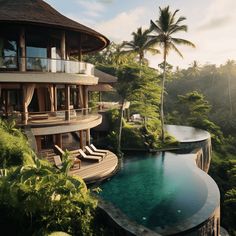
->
[99,152,214,234]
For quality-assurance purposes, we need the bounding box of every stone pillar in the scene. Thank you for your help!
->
[19,28,26,72]
[65,84,70,121]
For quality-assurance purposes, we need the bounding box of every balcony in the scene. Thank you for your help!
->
[1,107,102,134]
[0,56,94,75]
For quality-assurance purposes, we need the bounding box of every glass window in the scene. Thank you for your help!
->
[0,37,17,69]
[26,46,47,71]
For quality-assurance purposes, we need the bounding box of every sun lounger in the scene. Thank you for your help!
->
[54,145,81,167]
[90,144,109,154]
[85,146,106,158]
[54,145,79,158]
[53,155,80,170]
[78,149,102,162]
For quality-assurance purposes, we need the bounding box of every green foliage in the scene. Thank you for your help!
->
[0,119,35,167]
[121,125,146,149]
[209,158,236,234]
[167,91,224,146]
[0,158,97,235]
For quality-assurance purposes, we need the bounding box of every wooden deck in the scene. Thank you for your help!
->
[69,151,119,183]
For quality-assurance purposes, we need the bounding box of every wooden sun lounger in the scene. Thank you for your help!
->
[85,146,106,158]
[54,145,79,158]
[90,144,109,154]
[54,145,81,167]
[78,149,102,162]
[53,155,80,170]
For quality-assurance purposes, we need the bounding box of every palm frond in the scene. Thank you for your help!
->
[169,42,183,58]
[150,20,163,34]
[171,37,195,47]
[169,25,188,34]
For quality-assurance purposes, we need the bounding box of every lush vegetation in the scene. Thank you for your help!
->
[165,62,236,235]
[0,121,99,236]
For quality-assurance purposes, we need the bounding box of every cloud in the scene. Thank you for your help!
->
[198,16,231,31]
[94,6,149,42]
[197,0,236,31]
[75,0,106,18]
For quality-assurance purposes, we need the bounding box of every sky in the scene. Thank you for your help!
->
[45,0,236,69]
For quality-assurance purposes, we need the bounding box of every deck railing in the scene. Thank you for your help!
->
[0,106,100,125]
[0,56,94,75]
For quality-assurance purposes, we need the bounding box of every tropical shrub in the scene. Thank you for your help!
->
[0,119,34,167]
[0,158,97,236]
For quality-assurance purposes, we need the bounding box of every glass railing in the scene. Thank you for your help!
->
[0,106,100,125]
[0,56,94,75]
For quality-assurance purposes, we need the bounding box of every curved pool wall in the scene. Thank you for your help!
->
[97,125,220,236]
[165,125,212,172]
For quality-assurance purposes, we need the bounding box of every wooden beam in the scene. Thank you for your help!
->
[83,86,88,115]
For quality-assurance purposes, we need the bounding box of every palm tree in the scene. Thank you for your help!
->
[188,60,201,78]
[149,6,195,142]
[122,27,160,66]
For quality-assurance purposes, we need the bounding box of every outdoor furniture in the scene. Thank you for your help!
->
[77,149,102,162]
[54,145,79,158]
[85,146,106,159]
[53,155,80,170]
[54,145,81,167]
[90,144,109,154]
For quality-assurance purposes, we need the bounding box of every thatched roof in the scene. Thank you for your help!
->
[94,69,117,83]
[0,0,109,52]
[88,84,114,92]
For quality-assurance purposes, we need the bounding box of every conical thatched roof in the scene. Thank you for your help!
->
[0,0,109,52]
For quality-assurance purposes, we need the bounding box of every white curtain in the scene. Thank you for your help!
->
[48,85,55,112]
[23,84,35,121]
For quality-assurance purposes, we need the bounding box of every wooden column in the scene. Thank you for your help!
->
[86,129,90,145]
[54,85,57,111]
[65,84,70,121]
[55,134,62,148]
[79,130,83,148]
[61,31,66,60]
[19,28,26,72]
[35,136,42,152]
[82,85,88,115]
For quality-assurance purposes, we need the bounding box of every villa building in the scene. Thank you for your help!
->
[0,0,110,153]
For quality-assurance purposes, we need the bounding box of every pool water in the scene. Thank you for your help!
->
[99,152,208,233]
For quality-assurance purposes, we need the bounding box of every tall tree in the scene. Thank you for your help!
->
[149,6,195,142]
[122,27,160,66]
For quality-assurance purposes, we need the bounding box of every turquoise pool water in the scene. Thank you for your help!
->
[99,152,208,233]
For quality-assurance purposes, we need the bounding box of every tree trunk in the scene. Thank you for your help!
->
[160,47,167,142]
[117,99,124,155]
